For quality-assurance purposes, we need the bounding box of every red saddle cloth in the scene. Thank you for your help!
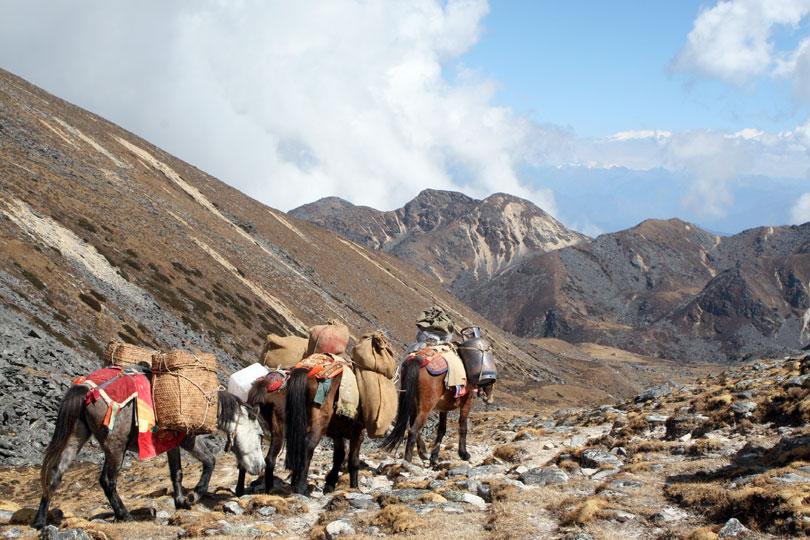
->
[406,347,448,374]
[404,347,467,397]
[294,353,345,379]
[79,367,185,459]
[262,370,289,393]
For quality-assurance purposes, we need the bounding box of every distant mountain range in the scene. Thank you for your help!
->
[292,196,810,362]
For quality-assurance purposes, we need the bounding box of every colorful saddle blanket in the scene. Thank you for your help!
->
[294,353,345,379]
[404,345,468,398]
[77,367,185,459]
[262,369,289,393]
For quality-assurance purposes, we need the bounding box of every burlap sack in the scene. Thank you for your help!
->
[151,350,219,434]
[104,340,155,368]
[336,365,360,420]
[352,331,397,379]
[356,368,397,438]
[306,320,350,356]
[260,334,307,369]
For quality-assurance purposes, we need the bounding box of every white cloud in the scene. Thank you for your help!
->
[0,0,562,216]
[791,193,810,223]
[671,0,810,86]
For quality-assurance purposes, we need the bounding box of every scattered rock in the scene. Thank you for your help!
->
[580,449,622,469]
[718,517,749,537]
[518,467,569,486]
[325,519,355,539]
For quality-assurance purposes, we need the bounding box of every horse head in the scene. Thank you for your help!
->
[220,392,265,476]
[478,382,495,405]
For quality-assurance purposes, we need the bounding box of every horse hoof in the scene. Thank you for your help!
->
[116,513,134,523]
[187,491,202,505]
[31,518,46,530]
[323,484,336,494]
[174,499,191,510]
[460,451,471,461]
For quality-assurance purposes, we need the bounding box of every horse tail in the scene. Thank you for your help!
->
[381,357,421,451]
[40,384,88,495]
[284,368,309,472]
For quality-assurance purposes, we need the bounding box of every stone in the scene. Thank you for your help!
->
[518,467,569,486]
[609,478,644,491]
[325,519,355,539]
[561,534,596,540]
[441,491,486,509]
[567,434,588,447]
[446,465,473,478]
[635,383,672,403]
[644,414,668,423]
[222,501,244,515]
[388,488,429,502]
[718,517,748,537]
[730,401,757,415]
[257,506,277,517]
[785,375,810,388]
[665,414,709,440]
[580,449,622,469]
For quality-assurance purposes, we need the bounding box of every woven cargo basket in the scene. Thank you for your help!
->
[151,350,219,434]
[104,340,155,369]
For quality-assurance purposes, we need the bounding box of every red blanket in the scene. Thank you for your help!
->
[294,353,345,379]
[79,367,185,459]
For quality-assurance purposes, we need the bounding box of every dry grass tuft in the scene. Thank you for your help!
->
[486,478,521,502]
[371,504,423,534]
[512,427,546,441]
[485,501,540,540]
[241,494,308,515]
[707,393,732,409]
[561,496,608,526]
[493,443,523,463]
[685,526,719,540]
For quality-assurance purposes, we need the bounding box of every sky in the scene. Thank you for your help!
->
[0,1,809,236]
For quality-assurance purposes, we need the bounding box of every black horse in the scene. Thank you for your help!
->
[32,381,265,529]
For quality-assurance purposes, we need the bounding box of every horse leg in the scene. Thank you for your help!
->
[430,412,448,467]
[457,394,474,461]
[32,420,91,529]
[404,408,430,463]
[264,415,284,492]
[416,433,429,461]
[235,465,247,497]
[183,435,215,504]
[324,437,345,493]
[99,450,132,522]
[167,447,190,509]
[347,425,365,489]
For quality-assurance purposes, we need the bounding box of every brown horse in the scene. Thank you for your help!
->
[284,366,368,494]
[236,368,367,495]
[381,352,494,467]
[32,382,265,529]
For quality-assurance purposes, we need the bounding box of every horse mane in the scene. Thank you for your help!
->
[217,390,242,429]
[246,378,268,407]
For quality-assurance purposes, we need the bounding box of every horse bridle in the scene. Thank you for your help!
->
[224,408,241,453]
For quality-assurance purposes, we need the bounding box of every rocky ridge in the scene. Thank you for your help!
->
[289,190,588,299]
[2,353,809,539]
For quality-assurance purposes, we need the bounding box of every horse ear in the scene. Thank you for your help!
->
[251,404,261,420]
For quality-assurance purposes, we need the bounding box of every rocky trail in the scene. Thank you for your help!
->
[3,354,810,540]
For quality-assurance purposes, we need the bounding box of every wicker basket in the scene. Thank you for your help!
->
[151,350,219,434]
[104,340,155,369]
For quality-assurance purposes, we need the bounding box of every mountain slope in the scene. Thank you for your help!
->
[290,190,588,299]
[0,69,568,465]
[470,219,810,361]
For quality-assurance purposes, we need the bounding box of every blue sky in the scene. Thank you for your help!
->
[0,1,808,236]
[461,1,809,137]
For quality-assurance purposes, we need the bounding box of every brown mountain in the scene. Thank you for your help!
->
[0,69,584,464]
[469,218,810,361]
[289,190,588,300]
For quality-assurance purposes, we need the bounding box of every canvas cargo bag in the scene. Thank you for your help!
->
[260,334,307,369]
[352,331,397,378]
[415,305,455,336]
[306,320,350,356]
[355,368,397,438]
[151,350,219,434]
[104,340,155,369]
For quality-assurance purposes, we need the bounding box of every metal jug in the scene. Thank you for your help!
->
[458,326,497,386]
